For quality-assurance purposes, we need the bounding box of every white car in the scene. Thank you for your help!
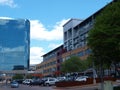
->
[44,78,58,86]
[22,79,33,85]
[75,76,88,82]
[57,76,66,81]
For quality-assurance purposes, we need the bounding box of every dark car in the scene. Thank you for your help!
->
[14,79,24,84]
[10,81,19,88]
[29,79,44,86]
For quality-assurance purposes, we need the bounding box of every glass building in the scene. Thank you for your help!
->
[0,19,30,71]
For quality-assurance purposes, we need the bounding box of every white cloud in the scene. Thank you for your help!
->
[30,19,69,41]
[0,17,69,41]
[0,0,17,8]
[30,47,45,65]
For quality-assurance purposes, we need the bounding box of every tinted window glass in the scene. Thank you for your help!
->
[0,19,30,70]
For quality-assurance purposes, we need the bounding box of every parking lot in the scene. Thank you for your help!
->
[0,84,99,90]
[0,80,99,90]
[0,79,120,90]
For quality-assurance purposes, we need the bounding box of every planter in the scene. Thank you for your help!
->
[55,77,116,87]
[55,78,93,87]
[55,81,86,87]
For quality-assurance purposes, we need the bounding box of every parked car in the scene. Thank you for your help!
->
[10,81,19,88]
[44,77,58,86]
[22,79,33,85]
[57,76,66,81]
[29,79,44,86]
[14,79,24,84]
[75,76,88,82]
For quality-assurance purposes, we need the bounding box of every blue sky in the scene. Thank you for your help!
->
[0,0,112,65]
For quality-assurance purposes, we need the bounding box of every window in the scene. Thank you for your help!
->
[78,51,84,57]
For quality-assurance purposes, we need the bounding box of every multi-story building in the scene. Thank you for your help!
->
[36,15,96,76]
[0,19,30,71]
[63,18,83,51]
[36,45,66,76]
[36,1,115,76]
[62,17,94,62]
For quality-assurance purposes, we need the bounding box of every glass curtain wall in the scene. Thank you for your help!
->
[0,19,30,70]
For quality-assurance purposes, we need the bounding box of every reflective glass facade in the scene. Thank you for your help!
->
[0,19,30,71]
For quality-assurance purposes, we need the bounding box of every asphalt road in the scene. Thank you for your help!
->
[0,84,53,90]
[0,84,98,90]
[1,81,120,90]
[1,80,120,90]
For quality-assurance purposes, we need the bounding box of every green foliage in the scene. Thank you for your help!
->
[26,74,33,79]
[12,74,24,80]
[114,86,120,90]
[61,56,86,73]
[88,1,120,68]
[84,55,94,68]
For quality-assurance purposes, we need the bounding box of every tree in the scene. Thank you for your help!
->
[12,74,24,80]
[84,55,94,68]
[61,56,86,73]
[88,1,120,89]
[88,1,120,69]
[26,74,33,79]
[87,1,120,89]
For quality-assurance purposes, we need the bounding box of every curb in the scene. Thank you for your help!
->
[52,84,99,89]
[53,81,120,90]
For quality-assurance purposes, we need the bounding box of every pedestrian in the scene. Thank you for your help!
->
[29,80,33,87]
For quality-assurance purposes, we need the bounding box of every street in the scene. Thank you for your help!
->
[0,84,98,90]
[0,84,53,90]
[1,81,120,90]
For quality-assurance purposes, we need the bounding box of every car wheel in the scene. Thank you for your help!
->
[46,83,49,86]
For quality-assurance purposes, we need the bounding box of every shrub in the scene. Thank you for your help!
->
[114,86,120,90]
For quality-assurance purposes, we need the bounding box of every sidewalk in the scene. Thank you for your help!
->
[0,81,10,88]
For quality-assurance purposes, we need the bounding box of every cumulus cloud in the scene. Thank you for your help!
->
[30,19,69,64]
[30,19,69,41]
[0,17,69,41]
[0,0,17,8]
[30,47,45,64]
